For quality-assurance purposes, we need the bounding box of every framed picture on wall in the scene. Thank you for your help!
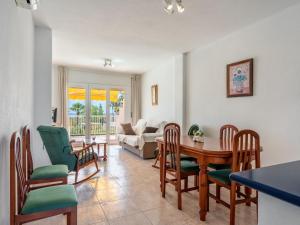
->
[151,85,158,105]
[227,58,253,97]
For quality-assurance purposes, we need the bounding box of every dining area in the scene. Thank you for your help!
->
[156,123,260,225]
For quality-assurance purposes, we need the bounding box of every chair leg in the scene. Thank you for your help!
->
[237,185,241,198]
[94,159,99,172]
[216,185,221,203]
[194,175,198,188]
[67,207,77,225]
[207,184,210,211]
[75,170,79,184]
[230,182,237,225]
[245,187,252,206]
[177,177,182,210]
[184,177,188,191]
[162,167,166,198]
[152,152,160,168]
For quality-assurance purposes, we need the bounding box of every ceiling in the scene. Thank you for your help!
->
[33,0,300,74]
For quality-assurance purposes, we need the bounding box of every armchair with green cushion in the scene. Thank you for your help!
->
[37,125,99,184]
[22,126,68,189]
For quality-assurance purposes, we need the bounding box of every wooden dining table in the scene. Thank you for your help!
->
[156,135,233,222]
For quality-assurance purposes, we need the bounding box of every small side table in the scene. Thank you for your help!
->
[95,141,107,161]
[83,139,108,161]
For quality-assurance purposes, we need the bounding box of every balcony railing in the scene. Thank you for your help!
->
[69,115,117,136]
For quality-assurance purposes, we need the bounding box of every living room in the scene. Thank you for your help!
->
[1,0,300,225]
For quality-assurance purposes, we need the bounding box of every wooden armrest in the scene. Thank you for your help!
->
[71,144,94,155]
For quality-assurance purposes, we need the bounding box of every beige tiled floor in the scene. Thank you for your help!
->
[28,145,257,225]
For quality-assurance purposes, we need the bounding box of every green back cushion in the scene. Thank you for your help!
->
[37,126,77,171]
[21,185,78,215]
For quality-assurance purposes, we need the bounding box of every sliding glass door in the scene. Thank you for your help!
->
[67,85,125,144]
[68,87,87,140]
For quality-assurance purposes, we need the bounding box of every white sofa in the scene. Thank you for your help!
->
[117,119,167,159]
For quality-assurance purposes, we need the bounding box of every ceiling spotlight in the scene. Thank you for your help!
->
[163,0,185,14]
[15,0,40,10]
[163,0,174,14]
[104,59,113,67]
[176,0,185,13]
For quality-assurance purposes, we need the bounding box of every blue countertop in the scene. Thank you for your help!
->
[230,160,300,207]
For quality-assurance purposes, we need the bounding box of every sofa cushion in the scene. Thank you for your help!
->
[133,119,147,135]
[143,127,158,133]
[21,185,78,215]
[156,121,167,134]
[30,165,68,180]
[124,135,140,147]
[121,123,136,135]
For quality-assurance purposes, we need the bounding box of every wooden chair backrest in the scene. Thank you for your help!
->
[220,124,238,150]
[10,132,29,224]
[22,125,34,180]
[163,123,181,172]
[232,129,261,173]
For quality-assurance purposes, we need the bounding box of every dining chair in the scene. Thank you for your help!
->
[22,126,68,189]
[10,132,78,225]
[161,123,199,210]
[152,124,200,168]
[209,124,239,200]
[207,129,260,225]
[37,125,100,184]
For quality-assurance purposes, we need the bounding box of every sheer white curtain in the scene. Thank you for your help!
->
[131,75,141,125]
[57,66,68,128]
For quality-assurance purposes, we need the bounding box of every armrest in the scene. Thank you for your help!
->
[142,133,163,142]
[71,144,94,156]
[142,133,163,138]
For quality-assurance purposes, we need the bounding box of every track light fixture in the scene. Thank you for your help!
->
[104,59,113,67]
[15,0,40,10]
[163,0,185,14]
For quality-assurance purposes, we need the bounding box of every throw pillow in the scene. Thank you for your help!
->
[121,123,136,135]
[143,126,158,133]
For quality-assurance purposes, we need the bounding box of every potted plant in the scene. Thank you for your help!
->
[193,129,204,142]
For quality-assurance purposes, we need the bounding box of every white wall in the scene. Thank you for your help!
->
[185,4,300,166]
[33,27,52,167]
[0,1,34,224]
[141,56,185,124]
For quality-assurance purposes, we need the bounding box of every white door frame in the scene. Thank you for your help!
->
[68,82,131,144]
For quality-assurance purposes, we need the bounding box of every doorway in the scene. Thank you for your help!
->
[67,85,126,144]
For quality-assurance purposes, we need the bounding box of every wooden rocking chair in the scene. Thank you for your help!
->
[37,126,100,184]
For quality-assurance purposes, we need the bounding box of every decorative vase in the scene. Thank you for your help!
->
[193,136,204,143]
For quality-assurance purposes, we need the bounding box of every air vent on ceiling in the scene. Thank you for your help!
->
[15,0,39,10]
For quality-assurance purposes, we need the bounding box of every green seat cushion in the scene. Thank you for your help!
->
[166,154,196,162]
[78,152,98,165]
[180,154,197,161]
[208,169,232,185]
[208,163,231,170]
[30,165,69,180]
[180,160,200,173]
[21,185,78,215]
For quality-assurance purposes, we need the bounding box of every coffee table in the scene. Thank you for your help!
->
[83,139,108,161]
